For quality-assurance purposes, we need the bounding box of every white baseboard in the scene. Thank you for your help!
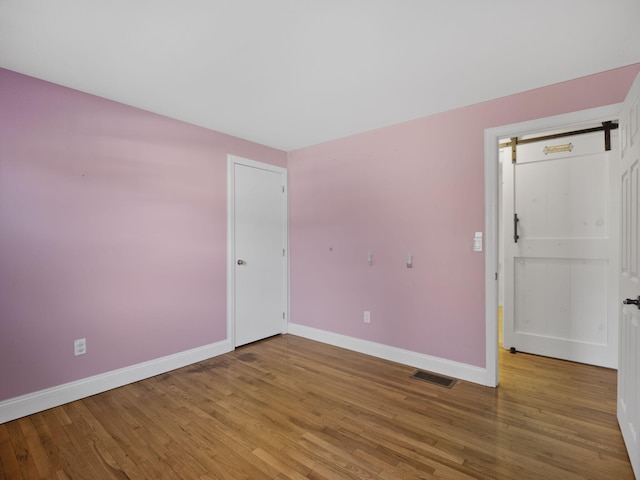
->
[288,323,489,386]
[0,339,232,424]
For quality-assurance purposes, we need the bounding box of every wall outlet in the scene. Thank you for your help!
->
[364,311,371,323]
[74,338,86,356]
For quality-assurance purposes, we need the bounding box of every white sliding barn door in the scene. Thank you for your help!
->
[503,129,618,368]
[618,71,640,479]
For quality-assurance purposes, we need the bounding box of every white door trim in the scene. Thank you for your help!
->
[227,155,289,348]
[483,103,623,387]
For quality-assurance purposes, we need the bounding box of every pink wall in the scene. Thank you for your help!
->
[2,64,639,403]
[0,68,286,401]
[288,63,640,368]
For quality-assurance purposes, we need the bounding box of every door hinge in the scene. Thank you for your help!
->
[282,312,286,319]
[495,272,498,281]
[283,248,285,256]
[282,186,285,193]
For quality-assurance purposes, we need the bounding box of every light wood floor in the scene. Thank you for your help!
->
[0,334,633,479]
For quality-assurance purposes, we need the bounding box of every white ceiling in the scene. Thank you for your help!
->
[1,1,639,151]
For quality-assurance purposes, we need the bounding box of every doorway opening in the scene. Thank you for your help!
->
[499,123,619,368]
[483,103,623,387]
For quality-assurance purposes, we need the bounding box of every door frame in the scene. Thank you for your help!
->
[483,103,623,387]
[227,155,289,348]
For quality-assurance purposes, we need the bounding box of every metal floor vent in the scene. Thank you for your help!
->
[411,370,457,388]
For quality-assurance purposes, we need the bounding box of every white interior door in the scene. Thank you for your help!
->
[229,156,287,347]
[618,72,640,479]
[503,129,619,368]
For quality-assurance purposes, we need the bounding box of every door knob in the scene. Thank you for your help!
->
[623,296,640,309]
[237,259,245,265]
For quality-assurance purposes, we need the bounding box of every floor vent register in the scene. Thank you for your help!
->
[410,370,457,388]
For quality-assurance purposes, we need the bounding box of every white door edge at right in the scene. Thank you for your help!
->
[618,71,640,480]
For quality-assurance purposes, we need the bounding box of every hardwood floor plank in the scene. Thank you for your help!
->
[0,424,23,480]
[0,334,634,479]
[3,420,40,479]
[16,417,53,479]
